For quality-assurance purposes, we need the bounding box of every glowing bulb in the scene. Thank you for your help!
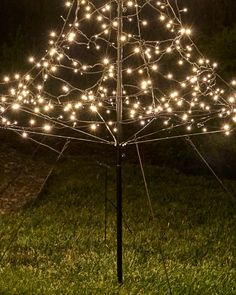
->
[127,68,132,74]
[91,124,97,130]
[224,124,230,131]
[50,31,56,37]
[44,124,52,132]
[228,97,235,103]
[127,1,133,7]
[152,64,158,71]
[65,1,72,7]
[103,58,109,65]
[160,15,165,21]
[68,32,76,42]
[12,104,20,110]
[90,105,97,112]
[180,28,191,35]
[30,119,35,125]
[62,85,69,92]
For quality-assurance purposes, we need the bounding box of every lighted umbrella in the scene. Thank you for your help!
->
[0,0,235,283]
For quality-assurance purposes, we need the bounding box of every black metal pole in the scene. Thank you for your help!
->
[104,165,108,244]
[116,145,122,283]
[116,0,123,284]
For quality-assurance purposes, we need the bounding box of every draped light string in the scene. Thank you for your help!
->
[0,0,236,146]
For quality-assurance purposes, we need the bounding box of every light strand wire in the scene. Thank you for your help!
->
[185,137,236,203]
[0,139,71,265]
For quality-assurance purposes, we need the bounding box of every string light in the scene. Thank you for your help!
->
[0,0,236,145]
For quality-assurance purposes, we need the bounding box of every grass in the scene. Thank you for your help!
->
[0,155,235,294]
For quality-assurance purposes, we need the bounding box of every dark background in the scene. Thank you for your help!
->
[0,0,236,177]
[0,0,236,75]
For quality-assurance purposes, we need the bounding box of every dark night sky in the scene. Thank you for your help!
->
[0,0,62,49]
[1,1,236,41]
[1,0,236,40]
[0,0,236,69]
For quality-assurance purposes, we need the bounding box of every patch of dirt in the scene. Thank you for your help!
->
[0,146,51,214]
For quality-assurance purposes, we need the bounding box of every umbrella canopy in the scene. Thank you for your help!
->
[0,0,235,145]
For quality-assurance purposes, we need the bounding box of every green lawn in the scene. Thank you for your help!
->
[0,156,235,294]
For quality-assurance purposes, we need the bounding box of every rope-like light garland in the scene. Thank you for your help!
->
[0,0,235,146]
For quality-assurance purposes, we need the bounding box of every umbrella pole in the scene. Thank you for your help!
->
[116,145,123,284]
[116,0,123,284]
